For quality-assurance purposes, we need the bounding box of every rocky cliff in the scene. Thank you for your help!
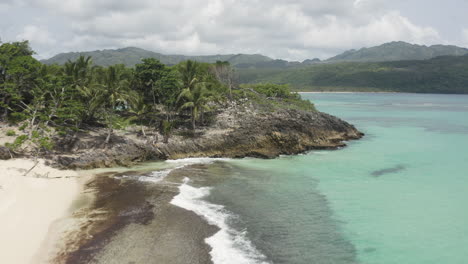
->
[52,101,363,169]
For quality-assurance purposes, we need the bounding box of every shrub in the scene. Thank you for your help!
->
[249,83,297,99]
[5,135,28,150]
[19,123,28,131]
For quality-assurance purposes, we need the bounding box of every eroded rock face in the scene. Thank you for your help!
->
[53,103,363,169]
[159,107,363,159]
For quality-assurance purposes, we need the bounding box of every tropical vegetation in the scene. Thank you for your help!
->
[238,55,468,94]
[0,41,308,153]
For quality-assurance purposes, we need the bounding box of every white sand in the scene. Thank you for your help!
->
[0,159,81,264]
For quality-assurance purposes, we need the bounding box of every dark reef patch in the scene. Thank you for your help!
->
[55,172,155,264]
[371,165,406,177]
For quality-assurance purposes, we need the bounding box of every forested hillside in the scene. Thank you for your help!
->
[238,55,468,94]
[39,41,468,94]
[326,41,468,62]
[42,47,273,67]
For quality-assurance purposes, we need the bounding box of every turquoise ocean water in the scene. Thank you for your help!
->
[154,93,468,264]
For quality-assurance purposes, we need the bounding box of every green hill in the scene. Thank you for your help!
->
[327,41,468,62]
[41,42,468,94]
[238,55,468,94]
[41,47,273,67]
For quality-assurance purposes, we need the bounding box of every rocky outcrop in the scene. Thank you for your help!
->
[53,102,363,169]
[0,146,13,160]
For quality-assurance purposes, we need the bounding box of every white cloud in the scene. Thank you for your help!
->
[15,25,57,58]
[3,0,444,60]
[16,25,56,45]
[462,28,468,46]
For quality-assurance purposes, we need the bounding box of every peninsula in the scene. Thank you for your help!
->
[0,41,362,263]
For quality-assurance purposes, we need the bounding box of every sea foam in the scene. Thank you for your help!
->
[171,177,269,264]
[129,158,231,183]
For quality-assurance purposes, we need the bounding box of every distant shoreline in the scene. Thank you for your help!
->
[298,91,397,94]
[297,91,468,95]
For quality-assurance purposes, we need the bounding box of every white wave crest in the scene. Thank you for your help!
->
[166,157,232,165]
[133,157,231,183]
[137,169,174,183]
[171,177,269,264]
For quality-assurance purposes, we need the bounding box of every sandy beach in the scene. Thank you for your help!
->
[0,158,83,264]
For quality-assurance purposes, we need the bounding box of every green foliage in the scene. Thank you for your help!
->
[1,40,315,151]
[18,123,28,130]
[6,130,16,136]
[112,116,136,130]
[162,120,173,134]
[327,41,468,62]
[238,55,468,94]
[0,41,41,120]
[235,84,315,111]
[5,135,28,150]
[36,136,54,150]
[248,83,299,99]
[42,47,273,67]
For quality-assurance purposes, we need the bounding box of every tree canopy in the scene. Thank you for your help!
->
[0,41,310,153]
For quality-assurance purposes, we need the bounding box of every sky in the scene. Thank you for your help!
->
[1,0,467,61]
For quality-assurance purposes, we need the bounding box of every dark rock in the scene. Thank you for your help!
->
[0,146,13,160]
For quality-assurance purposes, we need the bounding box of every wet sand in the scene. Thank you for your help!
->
[57,165,218,264]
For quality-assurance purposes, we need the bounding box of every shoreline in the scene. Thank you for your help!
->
[0,98,364,263]
[55,163,217,264]
[298,91,397,94]
[0,158,89,264]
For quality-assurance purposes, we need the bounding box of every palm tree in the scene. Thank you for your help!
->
[179,60,199,92]
[64,56,98,123]
[64,56,93,88]
[177,84,211,130]
[130,95,150,137]
[177,60,208,130]
[97,65,138,144]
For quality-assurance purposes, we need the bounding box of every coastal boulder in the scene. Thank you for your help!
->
[0,147,12,160]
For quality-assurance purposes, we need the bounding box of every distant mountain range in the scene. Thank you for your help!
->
[238,54,468,94]
[42,41,468,67]
[327,41,468,62]
[42,47,274,67]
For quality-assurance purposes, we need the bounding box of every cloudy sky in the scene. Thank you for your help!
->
[1,0,467,61]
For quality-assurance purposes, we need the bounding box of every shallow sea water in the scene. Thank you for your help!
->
[139,93,468,264]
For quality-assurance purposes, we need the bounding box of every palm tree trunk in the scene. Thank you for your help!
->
[1,97,10,120]
[201,110,204,125]
[191,107,196,130]
[105,127,113,144]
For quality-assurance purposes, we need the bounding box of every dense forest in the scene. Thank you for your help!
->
[0,41,309,153]
[238,55,468,94]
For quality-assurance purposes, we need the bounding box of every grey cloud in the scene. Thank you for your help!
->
[2,0,462,61]
[31,0,152,18]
